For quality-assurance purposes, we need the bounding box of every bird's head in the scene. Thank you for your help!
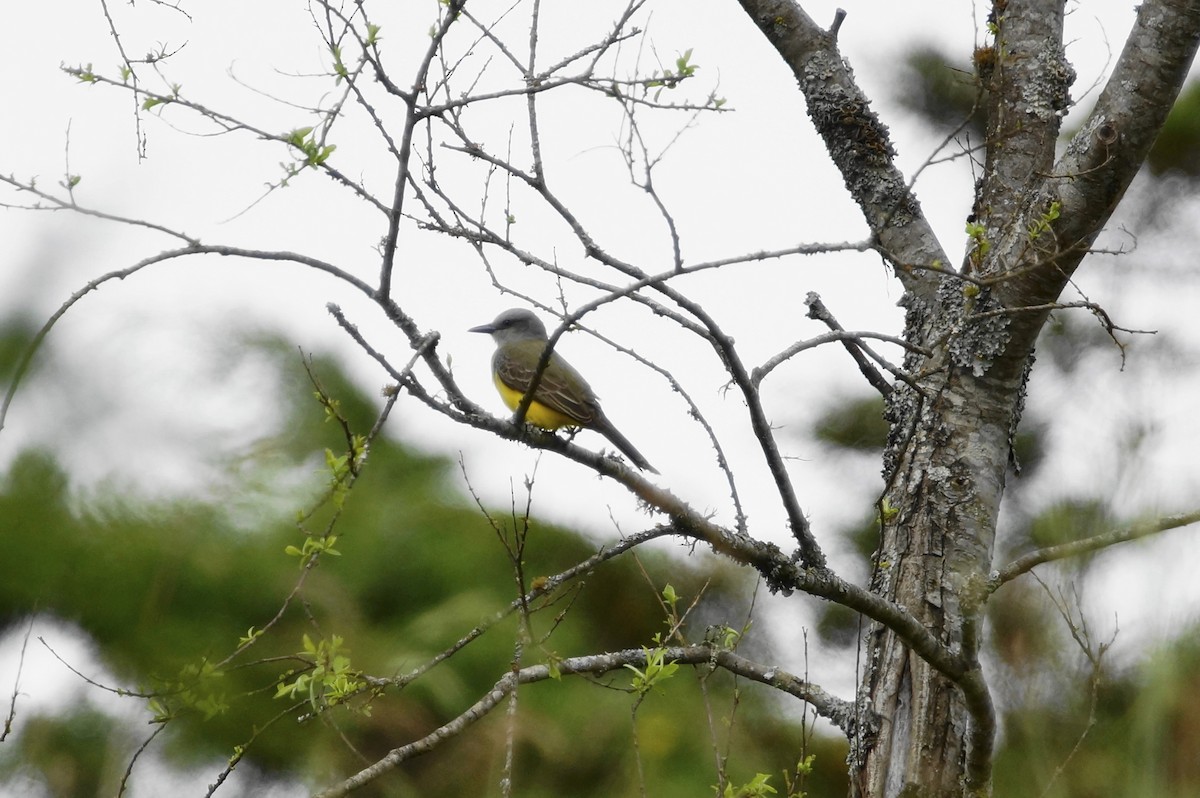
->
[468,308,549,344]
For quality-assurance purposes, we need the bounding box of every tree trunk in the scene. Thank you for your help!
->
[853,365,1018,797]
[734,0,1200,795]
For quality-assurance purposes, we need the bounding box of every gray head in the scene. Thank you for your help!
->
[468,308,549,344]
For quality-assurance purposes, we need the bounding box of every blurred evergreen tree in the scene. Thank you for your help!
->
[0,332,848,797]
[1148,80,1200,178]
[897,45,1200,182]
[895,46,986,140]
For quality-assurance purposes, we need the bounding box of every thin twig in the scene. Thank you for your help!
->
[116,723,167,798]
[316,644,861,797]
[1032,576,1116,798]
[804,293,892,396]
[1,616,35,741]
[988,509,1200,592]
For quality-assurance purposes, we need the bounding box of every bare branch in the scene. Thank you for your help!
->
[1033,577,1115,798]
[0,245,373,434]
[804,292,893,397]
[377,0,468,300]
[752,329,927,390]
[0,174,199,244]
[1,616,34,741]
[317,644,860,797]
[988,509,1200,593]
[204,701,308,797]
[117,723,166,798]
[39,637,159,699]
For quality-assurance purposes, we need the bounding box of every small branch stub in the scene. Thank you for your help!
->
[831,9,847,39]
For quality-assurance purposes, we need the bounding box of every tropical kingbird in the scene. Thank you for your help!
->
[469,308,658,473]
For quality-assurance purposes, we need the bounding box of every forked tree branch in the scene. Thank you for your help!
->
[988,0,1200,380]
[315,644,861,797]
[732,1,947,300]
[435,121,828,565]
[376,0,467,301]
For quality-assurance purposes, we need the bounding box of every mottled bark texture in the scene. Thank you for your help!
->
[735,0,1200,795]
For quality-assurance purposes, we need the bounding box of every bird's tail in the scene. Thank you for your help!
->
[594,416,658,474]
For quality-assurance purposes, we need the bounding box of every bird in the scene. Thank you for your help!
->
[468,308,658,473]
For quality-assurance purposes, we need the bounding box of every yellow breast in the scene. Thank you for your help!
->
[493,372,578,430]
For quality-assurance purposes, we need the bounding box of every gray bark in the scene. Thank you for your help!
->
[734,0,1200,795]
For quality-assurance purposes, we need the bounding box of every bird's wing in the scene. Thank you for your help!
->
[494,342,599,426]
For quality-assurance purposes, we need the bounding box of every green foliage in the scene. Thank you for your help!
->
[661,582,679,611]
[284,126,337,167]
[1028,201,1061,241]
[68,62,100,83]
[813,395,888,451]
[644,48,711,103]
[0,317,39,383]
[707,622,744,651]
[893,47,985,138]
[1010,421,1048,478]
[1025,499,1113,549]
[1148,79,1200,177]
[993,626,1200,797]
[784,754,816,798]
[0,706,125,796]
[966,219,991,269]
[0,337,841,797]
[284,530,341,561]
[626,640,680,696]
[330,45,348,81]
[722,757,817,798]
[722,772,777,797]
[177,660,230,720]
[815,601,860,649]
[647,48,698,90]
[277,126,337,187]
[275,634,367,714]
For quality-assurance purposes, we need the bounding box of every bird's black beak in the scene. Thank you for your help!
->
[468,323,497,334]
